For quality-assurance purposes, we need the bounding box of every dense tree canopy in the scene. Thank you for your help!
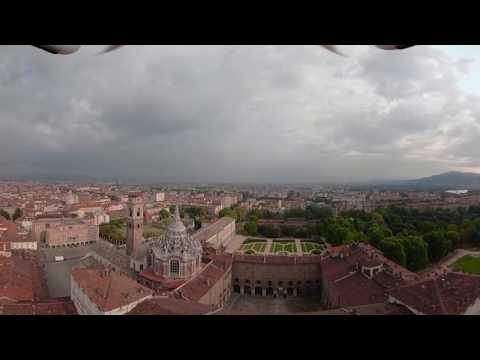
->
[244,221,258,236]
[219,207,246,222]
[12,208,22,221]
[99,219,126,244]
[403,236,429,271]
[238,204,480,271]
[378,237,407,267]
[158,209,170,221]
[424,231,452,262]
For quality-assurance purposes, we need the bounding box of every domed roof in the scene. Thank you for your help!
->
[167,205,187,233]
[150,205,202,260]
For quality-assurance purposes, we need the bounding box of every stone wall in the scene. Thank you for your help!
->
[199,265,233,310]
[232,256,322,297]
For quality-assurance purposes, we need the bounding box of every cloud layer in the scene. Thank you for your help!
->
[0,45,479,183]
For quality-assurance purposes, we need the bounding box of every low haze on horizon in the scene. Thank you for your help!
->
[2,45,480,183]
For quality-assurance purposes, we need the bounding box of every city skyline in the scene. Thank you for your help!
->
[1,45,480,183]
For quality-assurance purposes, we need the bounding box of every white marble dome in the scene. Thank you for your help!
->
[147,205,202,279]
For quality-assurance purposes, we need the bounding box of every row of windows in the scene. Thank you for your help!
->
[234,279,320,286]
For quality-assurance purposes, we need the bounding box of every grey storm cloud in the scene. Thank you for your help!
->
[0,44,479,183]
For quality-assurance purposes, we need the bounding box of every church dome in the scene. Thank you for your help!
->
[151,205,202,261]
[167,206,187,233]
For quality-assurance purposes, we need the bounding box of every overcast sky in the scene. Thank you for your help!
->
[1,45,480,184]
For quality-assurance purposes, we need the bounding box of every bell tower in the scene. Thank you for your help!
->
[126,193,144,256]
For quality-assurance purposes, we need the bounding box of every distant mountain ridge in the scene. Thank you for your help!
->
[384,171,480,189]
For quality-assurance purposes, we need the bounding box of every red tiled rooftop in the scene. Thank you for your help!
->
[331,272,390,307]
[175,259,231,302]
[139,269,186,291]
[71,267,153,312]
[388,272,480,315]
[0,298,78,315]
[127,297,211,315]
[0,256,36,303]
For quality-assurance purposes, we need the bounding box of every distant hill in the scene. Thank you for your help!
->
[383,171,480,190]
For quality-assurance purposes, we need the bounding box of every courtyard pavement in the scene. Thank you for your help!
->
[224,294,324,315]
[224,234,247,253]
[40,246,94,298]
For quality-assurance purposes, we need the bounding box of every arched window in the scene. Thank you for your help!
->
[130,208,133,217]
[137,208,141,217]
[170,260,179,276]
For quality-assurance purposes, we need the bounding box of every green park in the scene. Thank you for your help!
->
[450,255,480,275]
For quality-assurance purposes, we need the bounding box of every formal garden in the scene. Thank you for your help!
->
[301,241,324,255]
[270,240,297,254]
[239,238,325,255]
[240,239,267,254]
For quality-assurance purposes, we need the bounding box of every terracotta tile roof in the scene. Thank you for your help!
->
[139,269,186,291]
[330,272,390,307]
[0,256,36,302]
[71,267,153,313]
[0,218,21,242]
[127,297,211,315]
[388,272,480,315]
[373,271,405,289]
[320,244,411,308]
[0,298,78,315]
[175,258,231,302]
